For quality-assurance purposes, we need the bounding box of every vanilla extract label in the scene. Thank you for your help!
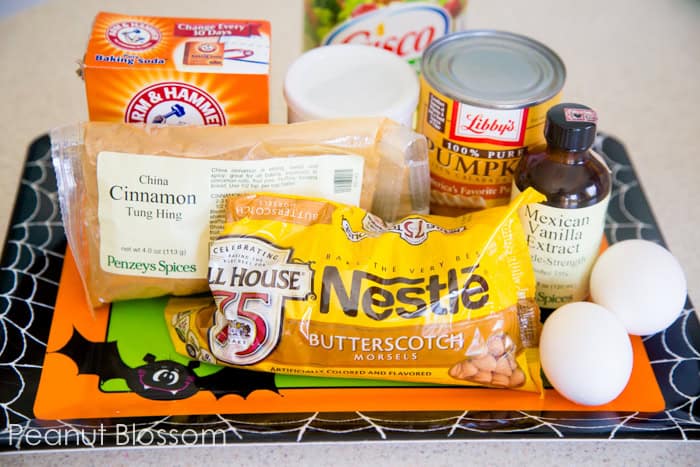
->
[517,195,610,306]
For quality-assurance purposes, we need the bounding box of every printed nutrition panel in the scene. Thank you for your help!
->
[427,93,447,132]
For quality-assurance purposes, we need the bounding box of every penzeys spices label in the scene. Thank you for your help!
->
[166,190,546,391]
[96,152,364,281]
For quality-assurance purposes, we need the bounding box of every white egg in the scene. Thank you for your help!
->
[590,239,686,336]
[540,302,633,406]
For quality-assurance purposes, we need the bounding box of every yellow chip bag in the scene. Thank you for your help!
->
[165,188,546,392]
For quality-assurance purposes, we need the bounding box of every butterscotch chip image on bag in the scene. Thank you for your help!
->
[449,331,526,388]
[164,189,545,391]
[50,118,429,308]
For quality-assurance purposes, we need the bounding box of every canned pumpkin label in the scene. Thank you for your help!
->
[417,78,560,215]
[416,30,566,215]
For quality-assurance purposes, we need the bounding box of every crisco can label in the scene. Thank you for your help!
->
[305,1,468,68]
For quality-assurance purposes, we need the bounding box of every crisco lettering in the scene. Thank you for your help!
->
[342,25,435,57]
[319,264,489,320]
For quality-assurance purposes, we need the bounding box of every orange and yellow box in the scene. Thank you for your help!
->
[82,12,270,125]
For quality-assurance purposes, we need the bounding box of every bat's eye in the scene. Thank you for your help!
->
[153,368,180,386]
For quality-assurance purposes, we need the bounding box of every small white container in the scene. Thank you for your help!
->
[284,44,419,127]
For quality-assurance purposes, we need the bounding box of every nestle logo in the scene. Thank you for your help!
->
[450,103,528,147]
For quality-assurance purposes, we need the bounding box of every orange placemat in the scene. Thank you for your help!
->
[34,248,665,419]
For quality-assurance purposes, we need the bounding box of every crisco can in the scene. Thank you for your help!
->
[417,30,566,215]
[304,0,469,69]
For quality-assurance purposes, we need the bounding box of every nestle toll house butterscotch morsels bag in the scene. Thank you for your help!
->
[165,189,545,391]
[50,118,429,309]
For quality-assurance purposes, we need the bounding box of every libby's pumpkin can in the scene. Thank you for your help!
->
[417,30,566,215]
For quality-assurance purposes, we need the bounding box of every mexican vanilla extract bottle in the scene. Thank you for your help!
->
[512,103,611,310]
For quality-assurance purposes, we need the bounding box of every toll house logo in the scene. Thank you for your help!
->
[342,214,465,246]
[125,82,227,126]
[107,21,161,51]
[207,236,314,365]
[451,103,528,146]
[323,3,450,63]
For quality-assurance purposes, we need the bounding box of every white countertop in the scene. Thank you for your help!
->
[1,0,698,464]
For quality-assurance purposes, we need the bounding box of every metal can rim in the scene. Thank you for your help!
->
[421,29,567,109]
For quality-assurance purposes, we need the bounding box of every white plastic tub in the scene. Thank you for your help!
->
[284,44,419,127]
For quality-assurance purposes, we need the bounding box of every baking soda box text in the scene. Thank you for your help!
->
[83,12,270,125]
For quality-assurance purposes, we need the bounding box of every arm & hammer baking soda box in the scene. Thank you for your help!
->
[82,12,270,125]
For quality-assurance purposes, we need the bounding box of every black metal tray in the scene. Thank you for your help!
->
[0,134,698,451]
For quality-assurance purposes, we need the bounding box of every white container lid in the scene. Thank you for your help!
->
[284,44,419,127]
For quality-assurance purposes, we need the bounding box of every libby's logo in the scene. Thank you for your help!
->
[106,21,161,51]
[125,82,226,126]
[451,103,528,146]
[207,236,314,365]
[342,214,464,246]
[323,3,450,61]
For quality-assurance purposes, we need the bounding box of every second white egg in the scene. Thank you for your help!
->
[590,239,686,336]
[540,302,633,406]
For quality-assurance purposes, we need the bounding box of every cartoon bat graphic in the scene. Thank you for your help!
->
[56,327,278,401]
